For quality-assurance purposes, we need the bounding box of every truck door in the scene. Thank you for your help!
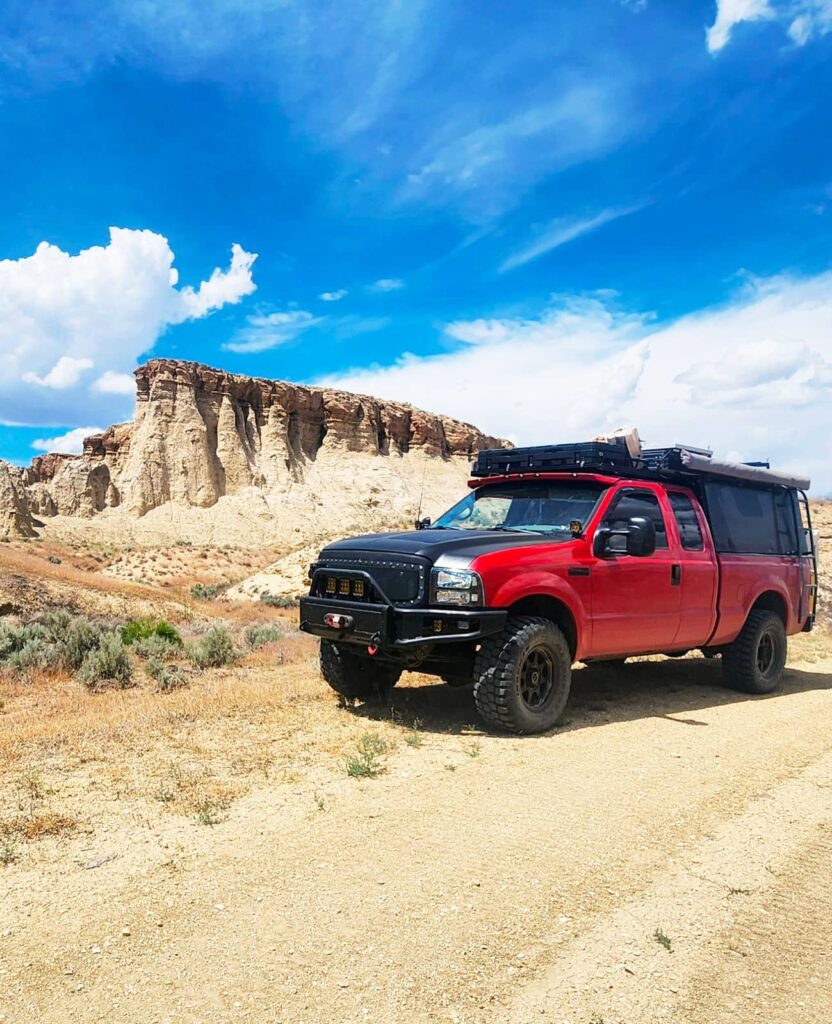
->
[666,490,718,647]
[589,486,682,656]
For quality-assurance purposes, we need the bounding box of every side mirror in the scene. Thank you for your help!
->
[625,516,656,557]
[414,517,432,531]
[593,516,656,558]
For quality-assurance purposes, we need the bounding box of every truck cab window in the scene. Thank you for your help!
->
[602,488,668,550]
[668,492,704,550]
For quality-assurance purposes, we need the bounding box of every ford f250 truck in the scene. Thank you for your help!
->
[299,443,819,734]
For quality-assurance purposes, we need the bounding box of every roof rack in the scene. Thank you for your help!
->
[471,443,810,491]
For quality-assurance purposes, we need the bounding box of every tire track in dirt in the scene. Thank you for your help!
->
[2,657,832,1024]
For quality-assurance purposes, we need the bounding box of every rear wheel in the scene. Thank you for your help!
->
[320,640,401,701]
[722,610,787,695]
[473,616,571,734]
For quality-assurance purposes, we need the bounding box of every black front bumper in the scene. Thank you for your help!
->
[299,595,507,648]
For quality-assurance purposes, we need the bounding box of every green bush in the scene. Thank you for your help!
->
[78,633,133,689]
[244,623,283,648]
[121,618,182,647]
[259,593,296,608]
[187,626,238,669]
[146,657,188,693]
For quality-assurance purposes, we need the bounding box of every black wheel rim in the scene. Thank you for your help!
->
[519,646,555,710]
[757,631,776,676]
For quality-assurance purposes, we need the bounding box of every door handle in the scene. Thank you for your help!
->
[671,564,682,586]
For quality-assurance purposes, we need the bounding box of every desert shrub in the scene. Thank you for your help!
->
[78,632,133,689]
[58,617,106,671]
[121,618,182,647]
[244,623,283,648]
[259,593,296,608]
[146,657,188,693]
[47,555,62,565]
[0,623,21,661]
[134,634,177,661]
[187,626,238,669]
[7,637,62,672]
[190,582,230,601]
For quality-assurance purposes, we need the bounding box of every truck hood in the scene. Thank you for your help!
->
[318,528,573,567]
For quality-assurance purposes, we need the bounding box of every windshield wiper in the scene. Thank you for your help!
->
[488,526,544,534]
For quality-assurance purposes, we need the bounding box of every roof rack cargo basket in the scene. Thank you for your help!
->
[472,442,636,478]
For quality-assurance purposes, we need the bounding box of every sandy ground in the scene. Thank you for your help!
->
[1,505,830,1024]
[2,643,831,1024]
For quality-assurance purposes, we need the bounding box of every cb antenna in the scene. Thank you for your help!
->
[415,447,429,527]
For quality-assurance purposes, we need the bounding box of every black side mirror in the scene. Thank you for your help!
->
[625,516,656,557]
[414,517,432,531]
[593,516,656,558]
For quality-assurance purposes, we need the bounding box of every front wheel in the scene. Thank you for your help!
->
[721,610,787,695]
[473,616,572,734]
[320,640,401,701]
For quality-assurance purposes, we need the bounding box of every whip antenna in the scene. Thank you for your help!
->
[415,448,429,526]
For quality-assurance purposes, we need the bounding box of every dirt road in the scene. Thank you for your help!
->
[2,654,831,1024]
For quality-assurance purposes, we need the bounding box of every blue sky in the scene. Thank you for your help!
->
[1,1,831,488]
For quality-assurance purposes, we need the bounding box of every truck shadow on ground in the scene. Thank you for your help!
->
[347,656,832,738]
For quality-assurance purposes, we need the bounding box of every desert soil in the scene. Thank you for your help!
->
[1,514,831,1024]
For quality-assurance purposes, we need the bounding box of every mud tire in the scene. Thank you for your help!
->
[320,640,401,701]
[721,609,787,695]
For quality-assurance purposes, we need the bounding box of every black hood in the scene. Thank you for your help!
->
[319,528,570,565]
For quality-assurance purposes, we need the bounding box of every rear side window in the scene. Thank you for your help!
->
[603,488,669,550]
[668,492,704,551]
[705,482,798,555]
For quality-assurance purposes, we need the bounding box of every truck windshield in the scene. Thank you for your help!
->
[433,481,607,535]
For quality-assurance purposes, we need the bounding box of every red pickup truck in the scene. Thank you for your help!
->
[299,444,818,734]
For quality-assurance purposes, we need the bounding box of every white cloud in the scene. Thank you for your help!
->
[370,278,404,293]
[31,426,104,455]
[23,356,94,389]
[707,0,832,51]
[0,227,257,427]
[323,270,832,493]
[224,310,322,354]
[178,243,256,318]
[92,371,137,395]
[499,206,642,273]
[320,289,348,302]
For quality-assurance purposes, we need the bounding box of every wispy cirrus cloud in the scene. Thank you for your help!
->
[224,310,322,354]
[499,205,643,273]
[369,278,404,293]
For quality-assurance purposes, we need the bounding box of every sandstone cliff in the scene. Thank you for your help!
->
[5,359,504,527]
[0,461,35,540]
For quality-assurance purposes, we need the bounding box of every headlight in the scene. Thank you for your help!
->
[430,568,483,606]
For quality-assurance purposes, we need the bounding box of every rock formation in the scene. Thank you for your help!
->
[0,461,35,540]
[4,359,505,525]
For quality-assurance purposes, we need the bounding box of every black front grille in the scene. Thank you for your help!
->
[312,554,427,607]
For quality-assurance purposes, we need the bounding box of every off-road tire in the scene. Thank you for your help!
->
[721,610,787,695]
[320,640,401,701]
[473,616,572,734]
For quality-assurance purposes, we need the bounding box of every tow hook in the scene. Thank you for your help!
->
[367,633,382,656]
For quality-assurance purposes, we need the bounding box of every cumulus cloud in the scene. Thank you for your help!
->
[0,228,257,427]
[224,310,322,354]
[323,270,832,493]
[370,278,404,293]
[320,289,348,302]
[707,0,832,51]
[23,356,94,389]
[31,426,104,455]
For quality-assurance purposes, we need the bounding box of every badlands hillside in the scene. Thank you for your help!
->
[0,359,504,596]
